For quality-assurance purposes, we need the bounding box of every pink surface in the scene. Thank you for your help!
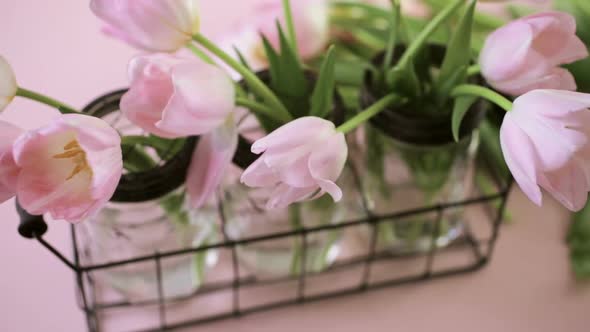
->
[1,1,590,331]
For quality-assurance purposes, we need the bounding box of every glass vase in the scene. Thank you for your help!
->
[78,189,218,303]
[357,125,479,254]
[76,89,219,303]
[220,166,346,278]
[355,44,484,254]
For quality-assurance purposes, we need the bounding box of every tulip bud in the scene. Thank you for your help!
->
[0,56,17,112]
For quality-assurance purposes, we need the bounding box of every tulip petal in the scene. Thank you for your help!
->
[512,111,585,171]
[539,160,589,212]
[526,11,588,64]
[556,34,589,65]
[157,62,235,137]
[514,90,590,118]
[266,183,317,210]
[0,120,23,202]
[121,57,178,138]
[0,120,23,151]
[500,115,543,206]
[308,133,347,202]
[90,0,199,52]
[245,0,328,60]
[241,156,280,188]
[251,116,335,154]
[187,118,238,209]
[511,90,590,170]
[480,21,537,83]
[276,154,315,188]
[496,67,577,96]
[0,153,19,203]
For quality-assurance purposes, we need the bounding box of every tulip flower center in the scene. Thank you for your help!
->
[52,140,92,180]
[253,43,269,65]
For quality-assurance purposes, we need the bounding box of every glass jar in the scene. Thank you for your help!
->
[356,125,479,253]
[224,70,356,277]
[220,165,346,278]
[355,46,484,254]
[76,90,219,303]
[78,189,218,303]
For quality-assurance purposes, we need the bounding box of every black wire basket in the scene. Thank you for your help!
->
[15,91,513,332]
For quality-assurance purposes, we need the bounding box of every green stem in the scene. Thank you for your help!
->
[236,97,290,123]
[348,28,386,52]
[395,0,465,72]
[474,12,505,30]
[186,43,215,64]
[16,87,79,114]
[451,84,512,112]
[282,0,300,63]
[337,93,402,134]
[467,64,481,76]
[289,205,304,276]
[382,0,400,73]
[192,33,292,122]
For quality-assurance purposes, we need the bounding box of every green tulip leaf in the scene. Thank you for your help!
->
[310,46,336,118]
[436,0,476,95]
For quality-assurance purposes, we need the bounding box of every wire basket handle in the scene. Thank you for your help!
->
[15,200,47,239]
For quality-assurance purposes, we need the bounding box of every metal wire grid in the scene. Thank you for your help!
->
[3,81,514,331]
[24,163,511,332]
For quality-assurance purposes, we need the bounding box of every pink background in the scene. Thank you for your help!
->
[1,1,590,331]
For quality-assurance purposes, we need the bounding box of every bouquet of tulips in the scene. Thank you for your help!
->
[2,0,590,292]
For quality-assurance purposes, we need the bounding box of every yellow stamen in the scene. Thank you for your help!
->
[52,139,92,180]
[53,150,84,159]
[63,140,80,150]
[66,164,85,180]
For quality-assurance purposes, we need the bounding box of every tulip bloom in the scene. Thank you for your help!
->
[241,117,348,209]
[186,116,238,209]
[12,114,123,222]
[480,12,588,96]
[258,0,329,59]
[221,0,329,71]
[90,0,200,52]
[0,56,17,112]
[500,89,590,212]
[0,121,23,202]
[120,54,235,139]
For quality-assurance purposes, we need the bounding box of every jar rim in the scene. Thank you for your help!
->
[362,44,486,146]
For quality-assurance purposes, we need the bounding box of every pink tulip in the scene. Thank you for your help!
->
[221,0,329,71]
[500,89,590,212]
[12,114,123,222]
[0,120,23,202]
[0,56,17,112]
[90,0,200,52]
[241,117,348,209]
[186,116,238,208]
[120,54,235,139]
[480,11,588,96]
[258,0,329,59]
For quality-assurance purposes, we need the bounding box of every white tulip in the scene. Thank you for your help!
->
[0,56,17,112]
